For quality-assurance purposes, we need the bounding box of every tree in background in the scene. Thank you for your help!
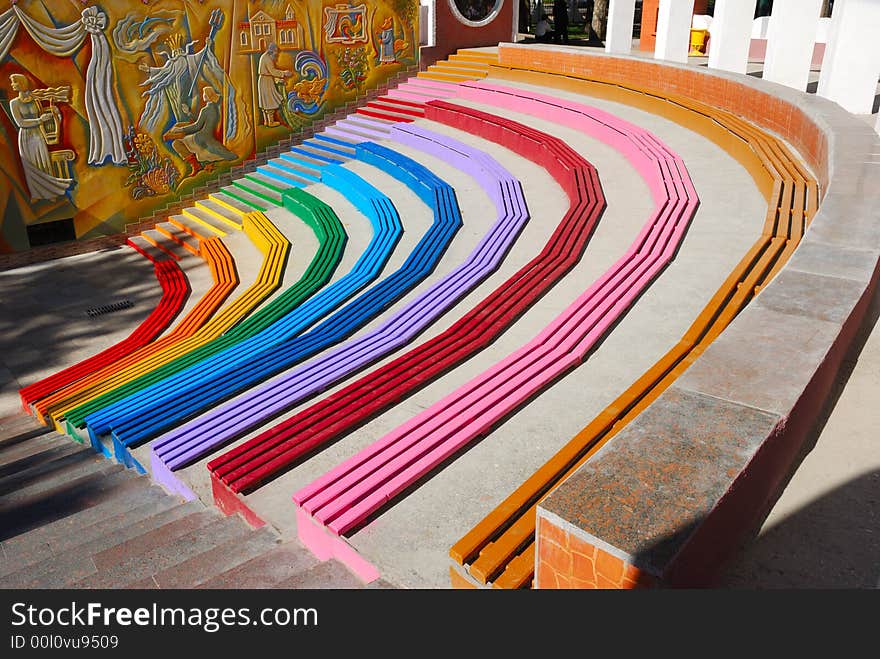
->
[592,0,608,40]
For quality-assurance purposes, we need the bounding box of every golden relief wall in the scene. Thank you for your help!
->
[0,0,419,253]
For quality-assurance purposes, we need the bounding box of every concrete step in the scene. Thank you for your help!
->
[275,559,367,589]
[305,137,356,159]
[347,113,395,129]
[128,235,168,260]
[316,130,360,147]
[0,440,89,491]
[369,98,425,114]
[0,430,73,468]
[141,229,186,260]
[210,191,254,216]
[261,163,312,188]
[0,500,205,588]
[246,171,295,193]
[195,198,243,228]
[332,119,388,141]
[156,222,201,255]
[182,206,230,235]
[169,214,214,241]
[286,148,337,167]
[222,184,277,210]
[428,63,487,78]
[0,481,177,577]
[0,425,54,451]
[0,462,129,542]
[0,415,47,443]
[71,512,251,588]
[138,525,281,588]
[447,54,495,68]
[452,49,499,62]
[194,541,322,589]
[357,106,416,122]
[0,447,121,510]
[296,141,347,162]
[418,70,475,83]
[276,153,324,179]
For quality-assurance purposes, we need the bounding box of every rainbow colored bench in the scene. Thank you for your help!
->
[203,94,611,520]
[197,122,531,513]
[19,242,189,414]
[445,68,817,589]
[52,211,294,441]
[145,143,466,484]
[291,93,700,573]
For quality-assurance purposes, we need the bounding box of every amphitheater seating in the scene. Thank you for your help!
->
[81,165,404,453]
[18,241,189,412]
[139,144,465,466]
[206,83,694,500]
[355,103,416,123]
[32,235,238,423]
[11,41,835,592]
[445,69,818,588]
[184,123,529,490]
[418,49,496,83]
[291,92,700,538]
[201,98,611,512]
[58,212,292,435]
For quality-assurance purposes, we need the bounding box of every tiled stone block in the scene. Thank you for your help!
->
[537,387,781,581]
[676,305,847,417]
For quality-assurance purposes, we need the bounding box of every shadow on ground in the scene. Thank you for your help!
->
[716,470,880,589]
[0,247,166,415]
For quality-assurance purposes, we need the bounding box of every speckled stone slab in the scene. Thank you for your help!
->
[538,386,781,576]
[675,305,844,417]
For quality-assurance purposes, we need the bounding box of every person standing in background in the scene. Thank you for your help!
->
[519,0,531,32]
[553,0,569,44]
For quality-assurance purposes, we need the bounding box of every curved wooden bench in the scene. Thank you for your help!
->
[440,47,836,588]
[292,94,699,541]
[71,192,345,438]
[200,123,528,503]
[33,236,238,423]
[91,160,406,450]
[18,244,189,412]
[208,99,609,521]
[60,212,291,431]
[205,85,690,503]
[141,143,465,467]
[443,72,816,588]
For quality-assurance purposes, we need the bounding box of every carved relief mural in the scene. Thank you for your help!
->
[0,0,419,253]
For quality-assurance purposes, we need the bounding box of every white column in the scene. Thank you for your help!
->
[707,0,757,74]
[763,0,822,91]
[816,0,880,115]
[605,0,637,54]
[654,0,695,63]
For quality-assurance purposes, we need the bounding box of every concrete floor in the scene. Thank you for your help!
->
[1,61,875,589]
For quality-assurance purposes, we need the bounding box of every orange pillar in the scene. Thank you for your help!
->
[640,0,708,52]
